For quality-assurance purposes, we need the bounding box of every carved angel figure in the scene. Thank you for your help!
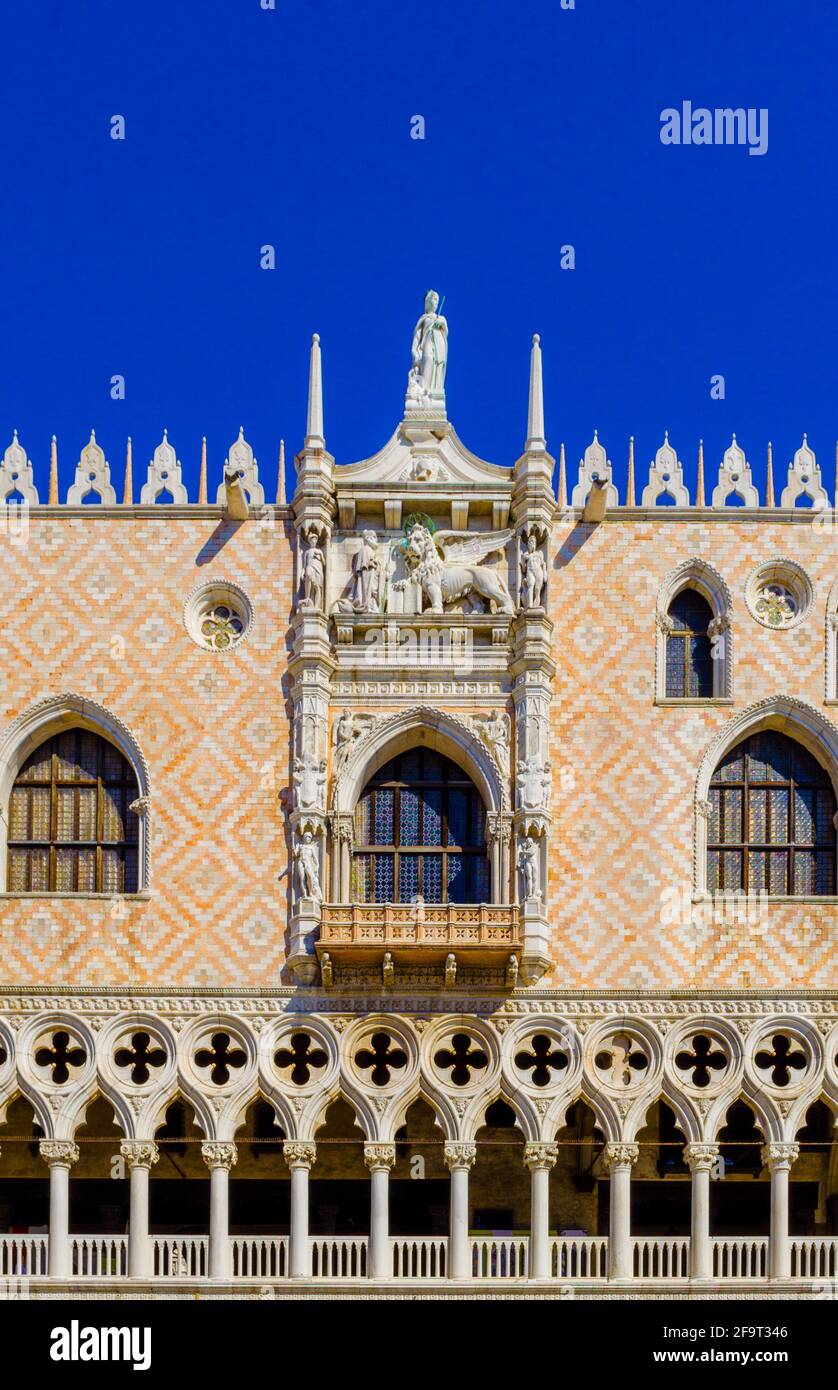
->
[397,523,515,615]
[473,710,511,778]
[332,710,376,777]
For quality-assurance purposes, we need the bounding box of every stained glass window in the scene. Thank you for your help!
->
[665,589,714,698]
[708,731,836,896]
[7,730,140,893]
[352,749,489,904]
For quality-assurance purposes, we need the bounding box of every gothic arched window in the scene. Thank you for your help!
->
[8,729,140,893]
[708,731,836,896]
[352,749,489,904]
[665,589,714,698]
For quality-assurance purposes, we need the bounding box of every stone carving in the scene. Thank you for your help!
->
[519,530,547,610]
[201,1142,238,1171]
[0,431,38,504]
[523,1142,558,1171]
[364,1143,397,1171]
[780,435,828,509]
[712,435,759,509]
[405,289,448,413]
[397,522,515,615]
[332,710,377,777]
[140,430,188,504]
[443,1142,477,1171]
[333,531,386,614]
[641,433,689,507]
[400,454,449,482]
[571,432,619,509]
[293,752,327,813]
[516,756,551,811]
[299,527,326,612]
[760,1143,799,1171]
[67,431,117,505]
[294,831,322,902]
[39,1140,80,1165]
[505,954,519,989]
[120,1141,159,1169]
[444,953,457,988]
[518,834,541,900]
[603,1143,639,1170]
[284,1141,317,1169]
[215,428,265,506]
[472,710,511,779]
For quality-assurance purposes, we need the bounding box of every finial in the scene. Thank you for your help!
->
[804,431,808,443]
[626,436,636,507]
[276,438,286,506]
[163,427,168,440]
[557,441,567,509]
[664,429,669,442]
[732,431,737,443]
[12,428,18,442]
[695,438,705,508]
[90,429,96,441]
[198,436,208,504]
[305,331,325,447]
[48,434,59,505]
[123,436,133,505]
[765,441,775,508]
[525,331,546,452]
[593,428,598,441]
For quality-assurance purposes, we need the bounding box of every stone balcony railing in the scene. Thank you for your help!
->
[316,901,521,965]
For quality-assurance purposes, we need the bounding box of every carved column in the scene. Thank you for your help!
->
[40,1140,79,1279]
[763,1143,798,1279]
[444,1142,476,1279]
[603,1142,638,1280]
[284,1141,316,1278]
[121,1141,159,1278]
[364,1143,396,1279]
[524,1142,558,1279]
[685,1143,718,1280]
[202,1142,237,1280]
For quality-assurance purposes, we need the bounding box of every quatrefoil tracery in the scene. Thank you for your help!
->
[594,1033,649,1088]
[114,1031,167,1085]
[34,1031,87,1085]
[675,1034,729,1089]
[354,1032,407,1087]
[274,1032,328,1086]
[194,1032,247,1086]
[434,1033,489,1088]
[514,1034,570,1087]
[754,1034,807,1088]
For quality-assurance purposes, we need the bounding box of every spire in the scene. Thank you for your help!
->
[123,437,133,504]
[834,440,838,509]
[48,435,58,504]
[765,441,774,507]
[557,442,567,509]
[525,334,546,451]
[276,438,286,505]
[626,436,636,506]
[305,333,325,447]
[696,438,705,507]
[198,436,207,504]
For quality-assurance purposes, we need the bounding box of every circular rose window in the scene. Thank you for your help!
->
[745,561,812,631]
[184,581,253,652]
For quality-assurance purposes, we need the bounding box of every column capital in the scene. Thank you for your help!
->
[39,1140,79,1167]
[284,1140,317,1171]
[523,1142,558,1172]
[120,1141,159,1170]
[444,1141,477,1172]
[603,1142,639,1171]
[364,1142,396,1172]
[684,1143,719,1173]
[201,1141,237,1172]
[761,1142,799,1172]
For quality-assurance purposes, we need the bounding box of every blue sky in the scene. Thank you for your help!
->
[1,0,836,501]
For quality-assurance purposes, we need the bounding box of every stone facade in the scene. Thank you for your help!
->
[0,307,836,1294]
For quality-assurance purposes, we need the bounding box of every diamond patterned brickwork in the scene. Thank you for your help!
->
[0,513,295,986]
[546,517,838,991]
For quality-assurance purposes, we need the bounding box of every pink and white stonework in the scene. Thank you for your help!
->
[0,310,835,1296]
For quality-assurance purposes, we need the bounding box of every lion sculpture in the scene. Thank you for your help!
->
[400,523,515,615]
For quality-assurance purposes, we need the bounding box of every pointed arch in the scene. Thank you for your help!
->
[0,693,151,891]
[694,696,838,896]
[655,558,733,700]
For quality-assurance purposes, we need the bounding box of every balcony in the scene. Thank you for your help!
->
[1,1234,835,1294]
[316,901,521,966]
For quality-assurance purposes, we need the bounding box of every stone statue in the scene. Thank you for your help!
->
[473,710,511,778]
[518,835,540,900]
[295,831,322,901]
[333,531,385,615]
[406,290,448,411]
[397,522,515,615]
[516,756,551,812]
[292,752,327,812]
[520,532,547,610]
[299,529,325,612]
[333,710,376,776]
